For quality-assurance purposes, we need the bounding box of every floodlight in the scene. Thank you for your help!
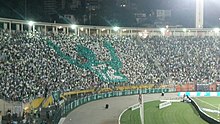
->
[101,28,105,31]
[160,28,166,33]
[138,32,143,37]
[58,26,62,29]
[122,29,127,32]
[80,27,84,31]
[28,21,35,26]
[113,26,120,31]
[71,24,77,29]
[183,28,187,32]
[214,28,220,33]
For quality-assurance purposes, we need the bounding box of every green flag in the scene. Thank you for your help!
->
[47,40,128,83]
[52,91,61,102]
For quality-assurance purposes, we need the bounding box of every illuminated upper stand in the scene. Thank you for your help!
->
[0,17,220,37]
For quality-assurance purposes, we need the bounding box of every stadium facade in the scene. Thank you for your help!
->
[0,17,220,37]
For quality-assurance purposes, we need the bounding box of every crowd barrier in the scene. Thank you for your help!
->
[1,88,173,123]
[44,88,173,124]
[41,84,160,108]
[178,92,220,97]
[188,96,220,124]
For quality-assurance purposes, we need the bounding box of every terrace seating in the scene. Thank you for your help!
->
[1,30,220,103]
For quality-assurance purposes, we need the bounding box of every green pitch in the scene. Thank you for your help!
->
[192,97,220,120]
[120,101,208,124]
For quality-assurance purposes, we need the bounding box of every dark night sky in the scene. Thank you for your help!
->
[136,0,220,27]
[0,0,220,27]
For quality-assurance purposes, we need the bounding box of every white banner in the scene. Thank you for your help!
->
[159,101,171,109]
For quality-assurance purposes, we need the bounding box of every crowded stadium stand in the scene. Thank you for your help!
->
[1,18,220,123]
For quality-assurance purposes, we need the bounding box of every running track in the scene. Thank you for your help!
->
[63,93,178,124]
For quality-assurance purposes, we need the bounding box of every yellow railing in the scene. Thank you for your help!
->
[63,89,94,96]
[28,84,168,109]
[42,96,53,108]
[98,88,113,93]
[23,97,45,112]
[115,84,155,91]
[41,90,95,108]
[31,97,45,108]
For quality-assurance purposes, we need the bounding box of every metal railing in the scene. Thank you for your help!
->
[50,88,173,124]
[2,88,174,124]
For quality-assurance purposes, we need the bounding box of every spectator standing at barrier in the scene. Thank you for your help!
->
[7,109,12,123]
[105,104,109,109]
[0,111,2,124]
[161,92,164,96]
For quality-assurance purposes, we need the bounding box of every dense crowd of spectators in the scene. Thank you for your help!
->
[1,30,220,102]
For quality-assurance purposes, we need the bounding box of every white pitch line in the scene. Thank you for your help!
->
[193,97,218,109]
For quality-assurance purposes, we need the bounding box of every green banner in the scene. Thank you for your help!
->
[47,40,127,83]
[52,90,61,102]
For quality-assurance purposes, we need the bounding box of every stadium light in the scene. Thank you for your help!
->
[101,28,105,31]
[160,28,166,36]
[138,32,143,37]
[28,21,35,26]
[71,24,77,29]
[183,28,187,32]
[160,28,166,33]
[214,28,220,33]
[113,26,120,31]
[80,27,84,31]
